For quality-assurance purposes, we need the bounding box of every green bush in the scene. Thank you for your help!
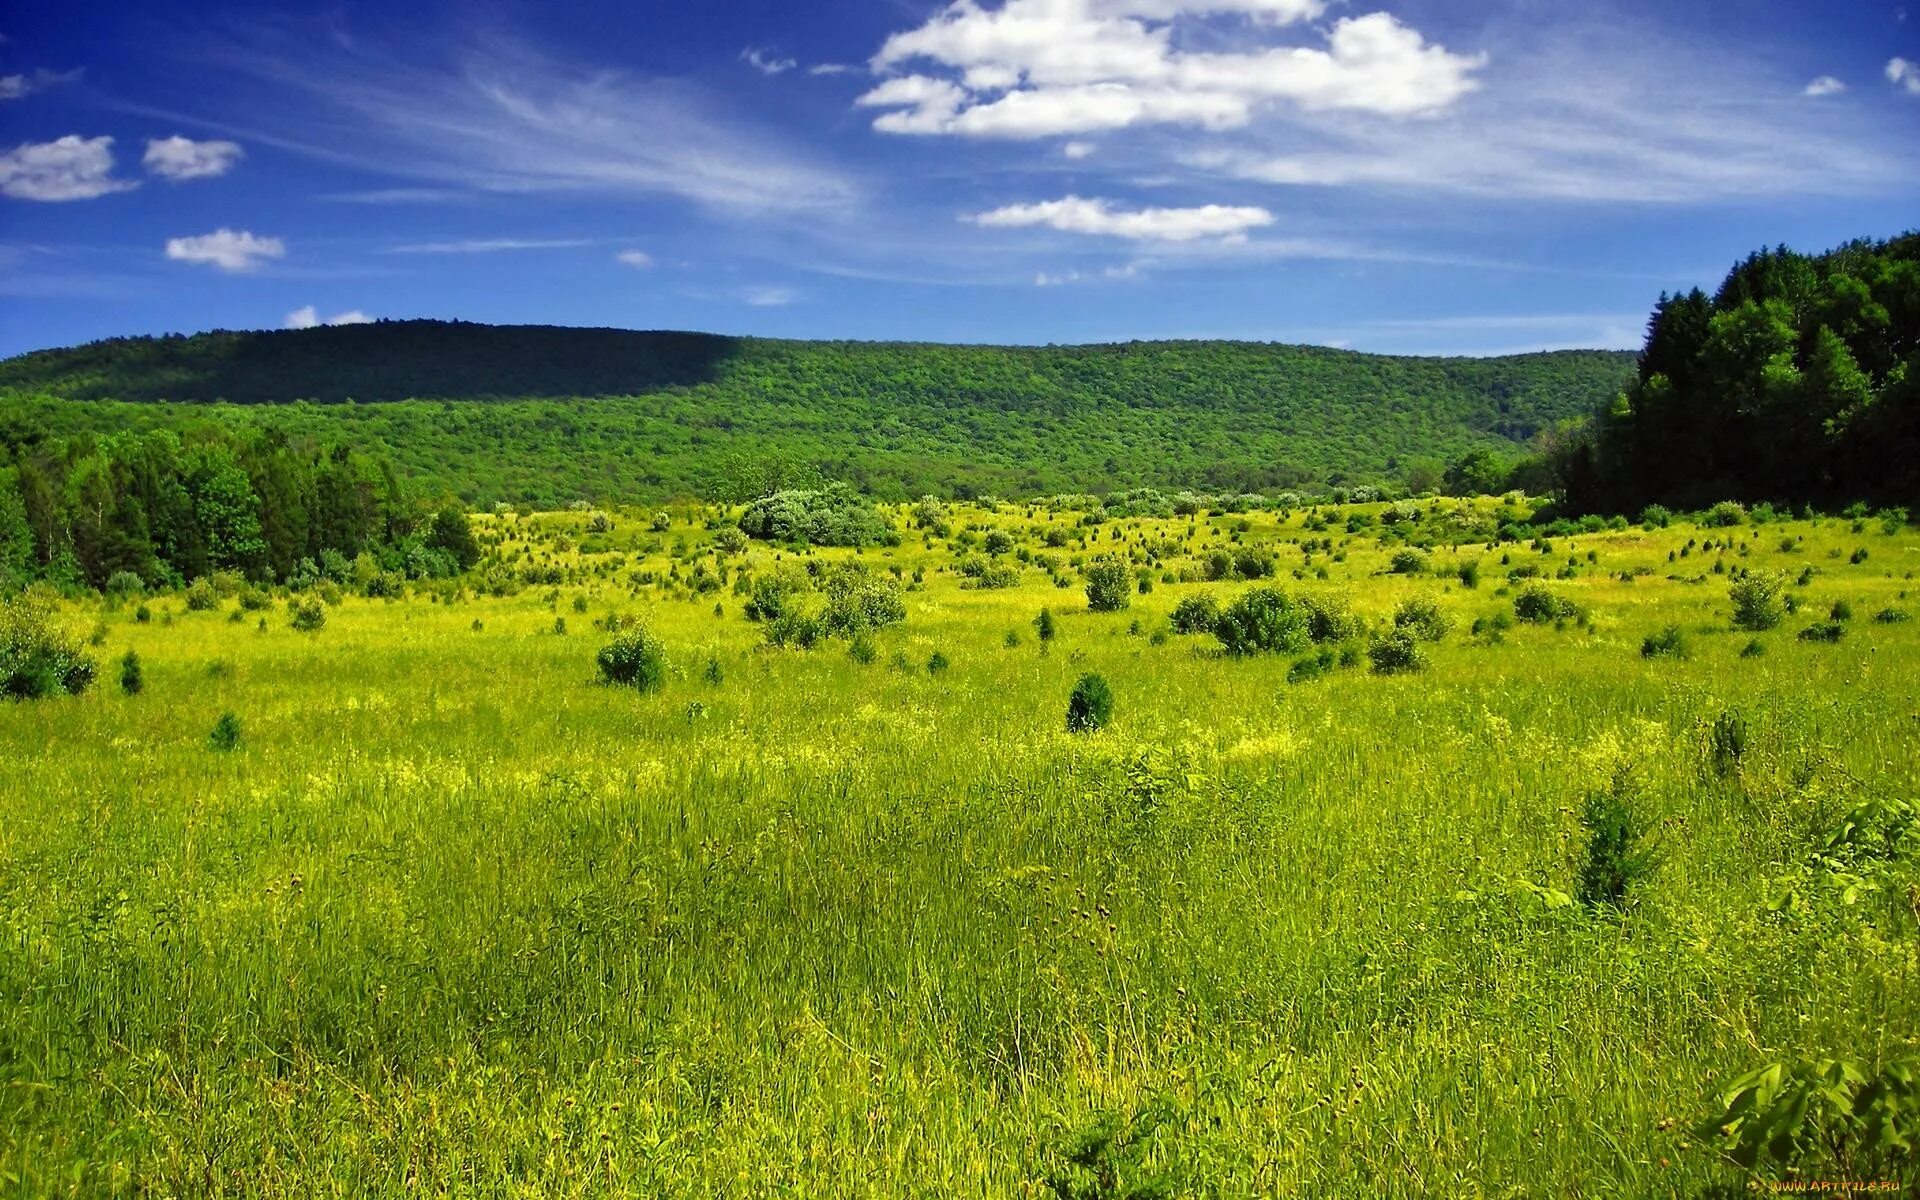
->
[1066,672,1113,733]
[289,597,327,632]
[1,594,97,700]
[207,712,242,752]
[737,484,887,547]
[1513,584,1580,624]
[184,578,218,611]
[1575,768,1657,911]
[819,566,906,637]
[1168,594,1220,635]
[1084,559,1133,613]
[119,650,142,695]
[1873,606,1911,624]
[1391,598,1452,642]
[1213,587,1310,656]
[1388,548,1429,575]
[1366,631,1425,674]
[1640,624,1687,659]
[597,629,667,691]
[1797,621,1846,643]
[1034,608,1057,643]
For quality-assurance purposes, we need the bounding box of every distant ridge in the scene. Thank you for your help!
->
[0,320,1637,502]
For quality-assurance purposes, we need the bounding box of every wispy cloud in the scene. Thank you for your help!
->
[195,25,859,216]
[0,68,83,102]
[1891,58,1920,96]
[970,195,1273,241]
[614,249,654,268]
[744,285,797,306]
[388,237,593,254]
[741,48,797,76]
[1803,75,1846,97]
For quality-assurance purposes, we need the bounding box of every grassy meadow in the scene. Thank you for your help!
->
[3,496,1917,1195]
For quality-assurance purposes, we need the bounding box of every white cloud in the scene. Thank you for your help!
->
[744,285,796,306]
[1034,263,1139,285]
[1062,140,1096,158]
[166,228,286,272]
[1183,16,1919,204]
[142,136,245,180]
[615,249,654,268]
[0,135,138,201]
[1891,58,1920,95]
[390,237,591,254]
[970,194,1272,241]
[742,48,797,76]
[1803,75,1846,97]
[808,63,857,77]
[285,305,374,329]
[860,2,1482,138]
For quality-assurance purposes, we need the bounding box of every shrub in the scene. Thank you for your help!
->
[1388,548,1429,575]
[819,566,907,637]
[119,650,142,695]
[1575,768,1657,911]
[1366,631,1425,674]
[1034,607,1057,643]
[737,484,887,547]
[104,571,144,600]
[1640,624,1687,658]
[1457,560,1480,589]
[207,712,242,751]
[1704,500,1747,527]
[966,560,1021,590]
[926,650,950,674]
[1,594,98,699]
[288,597,327,632]
[1828,599,1853,622]
[1706,710,1748,778]
[1798,621,1846,643]
[1513,584,1579,624]
[983,529,1015,555]
[1391,598,1452,642]
[1169,594,1220,635]
[1302,595,1363,644]
[184,578,218,611]
[1214,587,1310,656]
[1639,504,1673,528]
[1697,1054,1920,1182]
[597,628,667,690]
[744,566,809,622]
[1066,672,1113,732]
[847,634,877,664]
[1873,606,1911,624]
[1084,559,1133,613]
[763,612,820,649]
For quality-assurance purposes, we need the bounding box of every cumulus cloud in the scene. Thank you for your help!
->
[1891,58,1920,95]
[970,194,1272,241]
[142,136,245,181]
[742,48,797,76]
[286,305,374,329]
[165,228,286,272]
[859,1,1482,138]
[615,249,654,268]
[0,135,138,201]
[1803,75,1846,97]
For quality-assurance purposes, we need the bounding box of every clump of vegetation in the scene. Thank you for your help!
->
[1698,1054,1920,1183]
[1705,710,1748,778]
[1034,607,1057,644]
[1169,594,1220,635]
[597,628,667,691]
[1366,631,1425,675]
[1728,572,1786,632]
[289,597,327,632]
[1213,587,1309,656]
[118,650,142,696]
[1575,768,1657,911]
[1388,548,1429,575]
[1391,598,1452,642]
[1512,584,1581,624]
[737,484,888,547]
[1,594,97,700]
[1640,624,1687,658]
[1873,606,1911,624]
[1797,620,1846,643]
[1066,673,1113,733]
[207,712,242,751]
[1084,559,1133,613]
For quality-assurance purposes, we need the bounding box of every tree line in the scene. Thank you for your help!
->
[0,427,479,592]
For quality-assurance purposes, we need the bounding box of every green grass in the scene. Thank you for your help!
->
[2,499,1916,1195]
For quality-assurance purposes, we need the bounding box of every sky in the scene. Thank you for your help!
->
[0,0,1916,359]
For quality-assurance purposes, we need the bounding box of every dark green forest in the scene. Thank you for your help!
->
[1557,232,1920,512]
[0,327,1633,505]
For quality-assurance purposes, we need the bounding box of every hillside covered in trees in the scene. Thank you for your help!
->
[0,325,1634,505]
[1558,232,1919,512]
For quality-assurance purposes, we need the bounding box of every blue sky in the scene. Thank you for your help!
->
[1,0,1916,358]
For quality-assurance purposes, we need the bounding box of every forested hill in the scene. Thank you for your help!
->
[0,322,1635,504]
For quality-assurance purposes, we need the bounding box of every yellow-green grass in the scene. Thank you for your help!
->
[3,499,1916,1195]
